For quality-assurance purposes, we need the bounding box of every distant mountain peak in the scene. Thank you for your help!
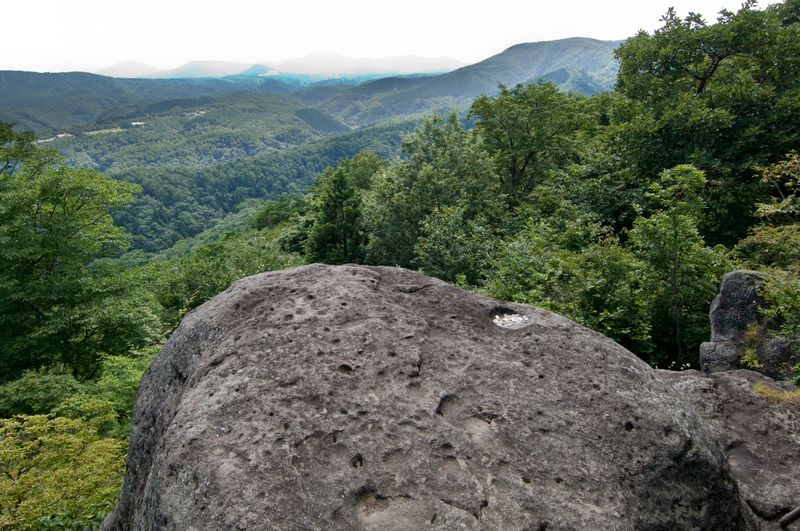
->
[143,60,255,79]
[261,53,466,77]
[96,61,160,78]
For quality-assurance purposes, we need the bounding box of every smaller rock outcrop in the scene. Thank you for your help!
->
[661,369,800,527]
[700,270,798,380]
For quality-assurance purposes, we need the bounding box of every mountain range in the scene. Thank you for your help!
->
[96,54,466,80]
[1,37,622,133]
[0,36,625,251]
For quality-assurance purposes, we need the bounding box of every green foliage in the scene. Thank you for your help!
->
[0,368,84,417]
[92,352,156,420]
[252,196,305,230]
[736,153,800,379]
[736,223,800,271]
[305,167,366,264]
[0,351,154,527]
[56,95,346,173]
[485,210,652,353]
[111,121,412,252]
[752,381,800,401]
[332,150,387,190]
[0,124,157,380]
[628,166,731,365]
[470,82,592,203]
[301,150,388,265]
[0,352,154,427]
[613,1,800,244]
[760,272,800,350]
[147,230,302,327]
[0,71,297,134]
[364,114,502,267]
[415,204,498,286]
[753,151,800,223]
[741,348,764,370]
[737,152,800,270]
[0,415,125,529]
[52,394,119,437]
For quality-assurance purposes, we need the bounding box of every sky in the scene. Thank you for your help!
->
[4,0,752,72]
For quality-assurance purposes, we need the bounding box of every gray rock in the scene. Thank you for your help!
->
[661,369,800,529]
[701,270,799,380]
[709,270,765,343]
[104,264,754,530]
[700,341,741,374]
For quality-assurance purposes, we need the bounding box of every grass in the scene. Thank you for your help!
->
[753,382,800,402]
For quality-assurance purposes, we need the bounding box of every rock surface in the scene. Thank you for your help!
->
[104,265,767,530]
[709,270,766,344]
[661,369,800,529]
[700,270,799,380]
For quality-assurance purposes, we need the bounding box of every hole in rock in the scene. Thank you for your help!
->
[338,364,354,373]
[624,421,634,431]
[435,395,457,416]
[351,454,364,468]
[490,307,531,329]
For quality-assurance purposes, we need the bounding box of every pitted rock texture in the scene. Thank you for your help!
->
[661,369,800,529]
[103,264,752,530]
[700,270,799,380]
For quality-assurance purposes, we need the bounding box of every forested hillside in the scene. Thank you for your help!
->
[111,121,414,251]
[1,2,800,528]
[0,37,622,255]
[304,37,621,125]
[0,37,619,135]
[0,71,297,133]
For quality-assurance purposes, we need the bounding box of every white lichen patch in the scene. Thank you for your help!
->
[493,313,530,329]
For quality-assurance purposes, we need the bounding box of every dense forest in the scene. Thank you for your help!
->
[1,1,800,528]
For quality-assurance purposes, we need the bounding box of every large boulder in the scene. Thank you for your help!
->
[700,270,799,380]
[104,265,758,530]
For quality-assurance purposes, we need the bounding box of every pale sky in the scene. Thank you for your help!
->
[4,0,753,72]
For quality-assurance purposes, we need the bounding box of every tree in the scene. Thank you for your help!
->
[305,167,366,264]
[735,152,800,374]
[613,1,800,244]
[628,165,731,366]
[364,114,502,267]
[0,123,147,380]
[485,206,653,354]
[736,151,800,270]
[414,204,498,286]
[469,81,592,204]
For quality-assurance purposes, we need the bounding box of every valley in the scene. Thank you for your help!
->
[1,37,622,254]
